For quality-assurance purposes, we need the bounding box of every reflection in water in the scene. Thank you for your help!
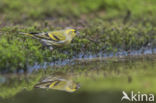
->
[0,76,6,84]
[0,90,126,103]
[0,55,156,103]
[34,72,80,92]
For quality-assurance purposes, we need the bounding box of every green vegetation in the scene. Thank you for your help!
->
[0,0,156,72]
[0,0,156,21]
[0,27,44,72]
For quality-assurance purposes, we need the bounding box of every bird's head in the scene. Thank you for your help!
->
[65,28,79,39]
[65,82,80,92]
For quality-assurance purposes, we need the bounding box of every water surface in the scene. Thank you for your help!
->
[0,54,156,103]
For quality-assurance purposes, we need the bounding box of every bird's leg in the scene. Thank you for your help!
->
[40,40,48,47]
[41,45,53,51]
[40,39,54,51]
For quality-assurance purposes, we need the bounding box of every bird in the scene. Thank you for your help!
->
[34,72,80,92]
[21,28,79,50]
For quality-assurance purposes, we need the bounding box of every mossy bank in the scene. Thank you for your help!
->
[0,0,156,72]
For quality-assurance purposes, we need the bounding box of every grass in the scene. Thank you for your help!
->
[0,0,156,21]
[0,0,156,72]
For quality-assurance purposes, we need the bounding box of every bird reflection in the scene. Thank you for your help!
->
[34,72,80,92]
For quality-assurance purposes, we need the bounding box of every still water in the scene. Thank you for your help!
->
[0,54,156,103]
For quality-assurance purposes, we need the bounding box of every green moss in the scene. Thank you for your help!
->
[0,0,156,72]
[0,27,44,72]
[0,19,156,72]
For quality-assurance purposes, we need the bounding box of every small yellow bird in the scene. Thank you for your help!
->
[34,72,80,92]
[22,28,79,50]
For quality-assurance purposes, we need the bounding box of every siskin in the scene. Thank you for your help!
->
[22,28,79,50]
[34,72,80,92]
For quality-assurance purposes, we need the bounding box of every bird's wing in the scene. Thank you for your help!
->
[48,31,66,42]
[23,31,67,42]
[49,80,61,88]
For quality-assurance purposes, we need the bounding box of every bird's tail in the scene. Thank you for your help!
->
[20,32,40,37]
[19,32,38,36]
[19,32,41,40]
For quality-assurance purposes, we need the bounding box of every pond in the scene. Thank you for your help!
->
[0,54,156,103]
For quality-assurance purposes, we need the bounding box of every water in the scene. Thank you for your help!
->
[0,55,156,103]
[28,48,156,73]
